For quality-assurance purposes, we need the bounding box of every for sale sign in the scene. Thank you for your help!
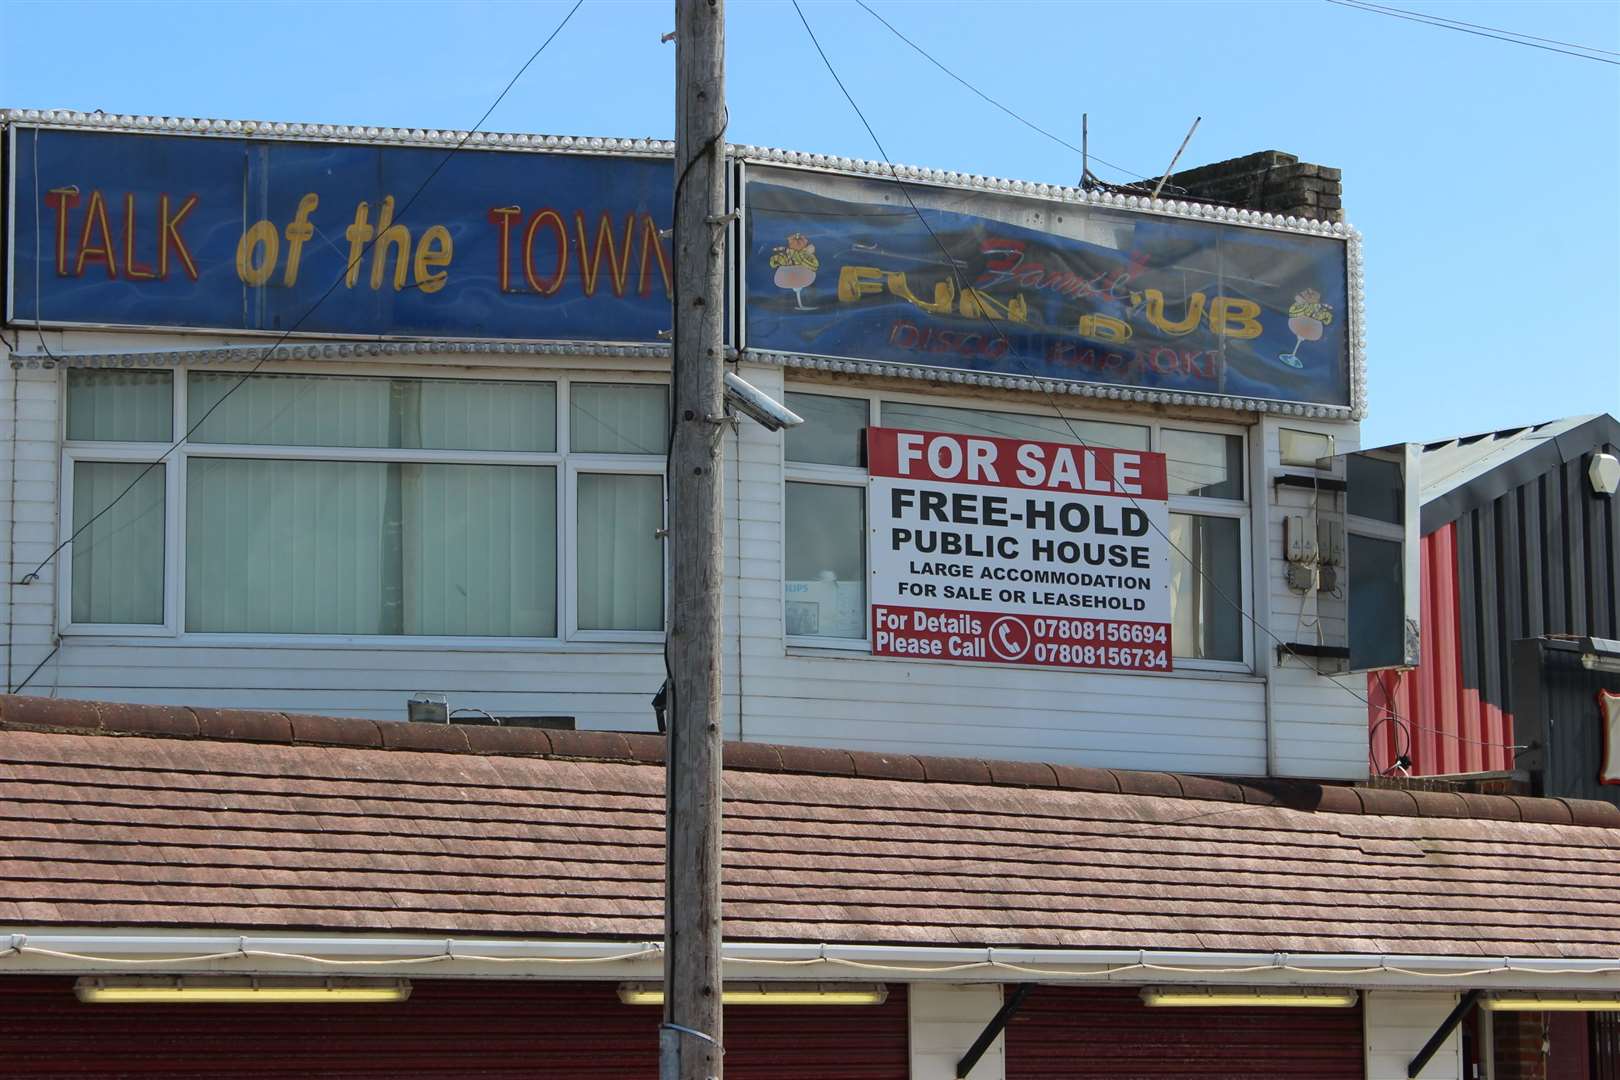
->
[868,427,1173,672]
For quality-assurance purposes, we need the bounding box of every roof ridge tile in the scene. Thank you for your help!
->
[0,694,1607,829]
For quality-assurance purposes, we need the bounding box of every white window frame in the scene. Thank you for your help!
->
[58,445,181,637]
[1160,416,1254,673]
[565,456,669,644]
[780,385,1255,674]
[781,390,873,650]
[57,364,668,649]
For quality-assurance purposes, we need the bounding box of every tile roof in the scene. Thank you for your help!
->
[2,695,1620,958]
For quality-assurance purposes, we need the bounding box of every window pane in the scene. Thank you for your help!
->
[1169,513,1243,661]
[71,461,165,624]
[880,401,1148,450]
[1347,452,1404,525]
[188,373,556,451]
[576,473,664,631]
[186,458,556,636]
[570,384,668,454]
[784,482,865,638]
[1164,429,1244,499]
[1348,533,1404,670]
[66,371,172,442]
[785,392,867,467]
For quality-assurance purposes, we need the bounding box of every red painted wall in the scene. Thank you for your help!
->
[1369,523,1514,776]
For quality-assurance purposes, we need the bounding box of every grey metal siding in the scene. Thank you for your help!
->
[1453,445,1619,714]
[1511,639,1620,806]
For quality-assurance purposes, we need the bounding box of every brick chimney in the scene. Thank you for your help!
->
[1162,150,1343,223]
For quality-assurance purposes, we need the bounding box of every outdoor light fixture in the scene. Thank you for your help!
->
[1580,638,1620,675]
[1480,993,1620,1012]
[1589,452,1620,497]
[74,976,412,1005]
[1139,986,1359,1008]
[617,981,887,1006]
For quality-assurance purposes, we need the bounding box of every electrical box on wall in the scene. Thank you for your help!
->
[1277,443,1421,674]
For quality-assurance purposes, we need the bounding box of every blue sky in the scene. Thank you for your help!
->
[2,0,1615,445]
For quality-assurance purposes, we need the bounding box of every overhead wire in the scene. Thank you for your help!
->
[1346,0,1617,55]
[1324,0,1620,65]
[850,0,1158,184]
[11,0,587,598]
[7,0,586,696]
[787,0,1510,761]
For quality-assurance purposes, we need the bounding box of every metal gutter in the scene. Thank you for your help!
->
[5,932,1620,991]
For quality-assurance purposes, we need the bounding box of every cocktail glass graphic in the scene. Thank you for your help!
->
[769,233,819,309]
[1279,288,1334,369]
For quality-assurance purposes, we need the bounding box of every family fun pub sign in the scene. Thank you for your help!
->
[743,162,1354,411]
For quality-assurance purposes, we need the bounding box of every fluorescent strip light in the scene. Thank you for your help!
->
[1140,986,1359,1008]
[75,977,411,1005]
[617,982,887,1006]
[1482,994,1620,1012]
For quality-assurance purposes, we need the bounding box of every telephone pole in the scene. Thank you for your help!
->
[662,1,726,1079]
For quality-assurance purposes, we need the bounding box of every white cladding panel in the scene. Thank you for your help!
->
[0,335,1369,778]
[1364,990,1463,1080]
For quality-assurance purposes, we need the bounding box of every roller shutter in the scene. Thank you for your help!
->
[1005,985,1363,1080]
[0,977,908,1079]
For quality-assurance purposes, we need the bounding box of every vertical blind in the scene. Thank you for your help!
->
[576,474,663,631]
[64,371,666,636]
[66,371,173,443]
[71,462,165,625]
[185,459,558,636]
[187,373,557,452]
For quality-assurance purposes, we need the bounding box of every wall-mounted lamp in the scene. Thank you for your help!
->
[617,981,887,1006]
[1480,993,1620,1012]
[1589,452,1619,497]
[74,976,412,1005]
[1580,637,1620,675]
[1139,986,1358,1008]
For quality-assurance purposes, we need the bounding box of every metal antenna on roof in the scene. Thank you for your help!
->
[1081,114,1089,190]
[1150,116,1201,201]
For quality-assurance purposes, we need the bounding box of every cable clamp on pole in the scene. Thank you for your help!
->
[661,1023,718,1046]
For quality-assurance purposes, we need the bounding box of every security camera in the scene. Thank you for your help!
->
[723,372,803,432]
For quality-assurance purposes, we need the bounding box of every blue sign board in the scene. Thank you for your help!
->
[744,165,1351,409]
[6,126,674,342]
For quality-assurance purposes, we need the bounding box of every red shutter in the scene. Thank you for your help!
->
[1006,986,1363,1080]
[0,977,908,1079]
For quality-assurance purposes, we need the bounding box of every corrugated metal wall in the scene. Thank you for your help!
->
[1371,444,1619,777]
[0,977,909,1079]
[1003,985,1364,1079]
[1370,524,1514,775]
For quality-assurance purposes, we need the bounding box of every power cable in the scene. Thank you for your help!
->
[787,0,1506,759]
[1325,0,1620,65]
[851,0,1156,183]
[1345,0,1617,55]
[12,0,587,595]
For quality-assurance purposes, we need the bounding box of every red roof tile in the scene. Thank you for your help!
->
[0,695,1618,957]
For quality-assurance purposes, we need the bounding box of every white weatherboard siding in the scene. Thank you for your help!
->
[1365,991,1463,1080]
[909,983,1005,1080]
[2,363,63,700]
[1,337,1371,778]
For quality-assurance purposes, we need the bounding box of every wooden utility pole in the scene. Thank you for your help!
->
[663,1,726,1079]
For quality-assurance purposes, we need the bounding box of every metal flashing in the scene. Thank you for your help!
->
[1420,414,1620,533]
